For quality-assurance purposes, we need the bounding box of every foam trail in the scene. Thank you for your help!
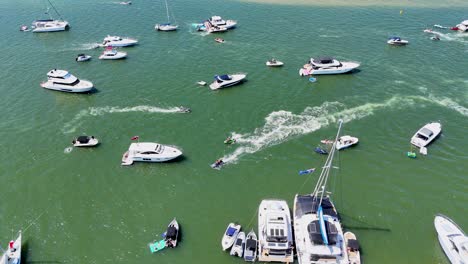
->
[60,43,100,51]
[63,105,184,134]
[220,97,418,165]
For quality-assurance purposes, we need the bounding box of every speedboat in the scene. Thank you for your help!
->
[336,135,359,150]
[266,58,284,67]
[214,38,225,43]
[387,36,409,45]
[453,20,468,32]
[299,57,360,76]
[72,136,99,147]
[99,47,127,60]
[155,23,178,31]
[165,218,179,248]
[208,16,237,30]
[230,231,245,257]
[209,73,247,90]
[410,122,442,148]
[76,54,91,62]
[344,232,361,264]
[221,223,241,251]
[32,19,69,32]
[244,230,258,262]
[258,199,294,263]
[40,69,93,93]
[102,35,138,47]
[434,214,468,264]
[0,231,21,264]
[121,142,182,165]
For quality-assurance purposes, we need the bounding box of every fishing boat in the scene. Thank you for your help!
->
[387,36,409,45]
[0,231,21,264]
[155,0,178,31]
[221,223,241,251]
[72,136,99,147]
[258,199,294,263]
[336,135,359,150]
[209,73,247,90]
[164,218,179,248]
[344,232,361,264]
[40,69,93,93]
[76,54,91,62]
[434,214,468,263]
[266,58,284,67]
[121,142,183,165]
[32,0,69,33]
[410,122,442,148]
[244,230,258,262]
[230,231,245,257]
[293,120,349,264]
[299,57,360,76]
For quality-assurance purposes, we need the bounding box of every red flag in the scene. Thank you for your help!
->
[131,136,139,140]
[106,45,113,50]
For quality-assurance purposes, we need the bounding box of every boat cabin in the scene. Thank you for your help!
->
[416,128,433,141]
[215,75,232,83]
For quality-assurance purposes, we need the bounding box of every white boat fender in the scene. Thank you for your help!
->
[420,147,427,155]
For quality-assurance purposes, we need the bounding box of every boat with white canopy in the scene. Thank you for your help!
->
[32,0,69,33]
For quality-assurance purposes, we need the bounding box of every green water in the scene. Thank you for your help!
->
[0,0,467,263]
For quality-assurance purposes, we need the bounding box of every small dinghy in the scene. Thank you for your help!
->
[434,214,468,264]
[344,231,361,264]
[336,135,359,150]
[164,218,179,248]
[211,159,225,170]
[410,122,442,148]
[230,231,245,257]
[243,230,258,262]
[221,223,241,251]
[197,81,207,86]
[72,136,99,147]
[76,54,92,62]
[0,231,21,264]
[214,38,225,43]
[266,58,284,67]
[387,36,409,45]
[224,137,236,145]
[321,139,334,144]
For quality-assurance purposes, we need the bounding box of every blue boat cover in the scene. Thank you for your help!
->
[389,36,401,41]
[226,227,237,236]
[215,75,232,81]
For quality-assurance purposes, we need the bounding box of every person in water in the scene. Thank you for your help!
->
[215,159,224,166]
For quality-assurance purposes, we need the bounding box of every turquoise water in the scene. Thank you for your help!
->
[0,0,467,263]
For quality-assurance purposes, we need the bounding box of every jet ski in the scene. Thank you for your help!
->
[178,106,191,113]
[211,159,224,169]
[224,137,236,145]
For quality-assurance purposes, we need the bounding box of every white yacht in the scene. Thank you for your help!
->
[72,136,99,147]
[299,57,360,76]
[410,122,442,148]
[121,142,182,165]
[32,19,69,32]
[208,16,237,30]
[40,69,93,93]
[0,231,21,264]
[209,73,247,90]
[293,120,349,264]
[335,135,358,150]
[387,37,409,45]
[102,35,138,47]
[434,214,468,264]
[99,48,127,60]
[258,199,294,263]
[455,20,468,32]
[155,0,178,31]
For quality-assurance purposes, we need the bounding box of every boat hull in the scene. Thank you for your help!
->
[41,80,93,93]
[300,62,360,75]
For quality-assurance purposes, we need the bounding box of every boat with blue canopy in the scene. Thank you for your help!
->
[209,73,246,90]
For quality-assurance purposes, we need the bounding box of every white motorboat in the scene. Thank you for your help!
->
[387,36,409,45]
[40,69,93,93]
[221,223,241,251]
[76,54,91,62]
[121,142,182,166]
[244,230,258,262]
[258,199,294,263]
[120,1,132,5]
[72,136,99,147]
[196,20,229,33]
[32,19,69,32]
[102,35,138,47]
[155,0,178,31]
[266,58,284,67]
[209,73,247,90]
[299,57,360,76]
[336,135,359,150]
[165,218,179,248]
[454,20,468,32]
[230,231,245,257]
[410,122,442,148]
[293,120,349,264]
[0,231,21,264]
[99,47,127,60]
[434,214,468,264]
[344,232,361,264]
[208,16,237,30]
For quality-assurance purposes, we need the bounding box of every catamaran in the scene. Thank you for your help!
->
[155,0,178,31]
[32,0,69,33]
[293,120,349,264]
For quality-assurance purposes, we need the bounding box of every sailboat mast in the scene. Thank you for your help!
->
[164,0,170,23]
[47,0,63,20]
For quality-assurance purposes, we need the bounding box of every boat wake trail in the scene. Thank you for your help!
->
[62,105,184,134]
[60,43,101,51]
[425,30,468,43]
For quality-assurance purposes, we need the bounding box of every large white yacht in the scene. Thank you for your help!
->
[40,69,93,93]
[299,57,360,76]
[293,120,349,264]
[102,35,138,47]
[258,199,294,263]
[208,16,237,30]
[32,19,69,32]
[121,142,182,165]
[209,73,247,90]
[455,20,468,32]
